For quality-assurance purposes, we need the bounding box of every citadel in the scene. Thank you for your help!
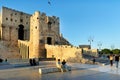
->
[0,6,98,62]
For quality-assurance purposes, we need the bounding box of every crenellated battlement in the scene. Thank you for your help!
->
[2,6,31,16]
[47,16,59,24]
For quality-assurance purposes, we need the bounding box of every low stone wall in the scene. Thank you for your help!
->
[7,59,29,64]
[45,45,82,61]
[83,49,98,57]
[45,44,98,63]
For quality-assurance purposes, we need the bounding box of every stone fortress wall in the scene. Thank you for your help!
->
[45,44,98,62]
[0,7,31,43]
[0,6,98,62]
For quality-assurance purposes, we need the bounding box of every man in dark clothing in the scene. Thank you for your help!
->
[115,55,119,68]
[29,59,33,66]
[93,57,96,64]
[62,60,66,65]
[61,60,67,72]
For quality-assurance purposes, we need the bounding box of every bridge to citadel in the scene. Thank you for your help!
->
[0,6,98,63]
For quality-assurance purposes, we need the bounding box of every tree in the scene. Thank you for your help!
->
[101,48,111,54]
[112,49,120,54]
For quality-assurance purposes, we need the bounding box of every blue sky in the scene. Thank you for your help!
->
[0,0,120,49]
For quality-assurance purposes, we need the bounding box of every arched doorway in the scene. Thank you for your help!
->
[18,25,24,40]
[47,37,52,45]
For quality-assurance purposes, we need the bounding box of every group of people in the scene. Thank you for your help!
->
[29,58,37,66]
[108,52,120,68]
[56,59,71,72]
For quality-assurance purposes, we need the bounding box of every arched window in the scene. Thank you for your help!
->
[18,25,24,40]
[48,22,52,30]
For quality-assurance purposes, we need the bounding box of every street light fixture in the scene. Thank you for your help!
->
[97,42,102,51]
[97,42,102,57]
[88,36,94,49]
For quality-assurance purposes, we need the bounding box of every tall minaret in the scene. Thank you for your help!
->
[29,11,40,58]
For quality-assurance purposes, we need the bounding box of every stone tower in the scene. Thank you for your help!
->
[29,11,40,58]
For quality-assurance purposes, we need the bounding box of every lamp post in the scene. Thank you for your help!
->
[111,45,115,50]
[97,42,102,57]
[88,36,94,49]
[98,42,102,51]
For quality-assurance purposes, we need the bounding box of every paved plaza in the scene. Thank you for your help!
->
[0,62,120,80]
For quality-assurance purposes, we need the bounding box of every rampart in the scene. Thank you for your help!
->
[45,44,98,62]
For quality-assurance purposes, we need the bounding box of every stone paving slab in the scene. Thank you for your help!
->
[0,61,56,70]
[0,62,120,80]
[0,66,120,80]
[71,63,120,75]
[70,63,120,75]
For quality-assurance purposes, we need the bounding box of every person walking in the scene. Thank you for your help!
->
[115,54,119,68]
[92,57,96,64]
[109,53,114,67]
